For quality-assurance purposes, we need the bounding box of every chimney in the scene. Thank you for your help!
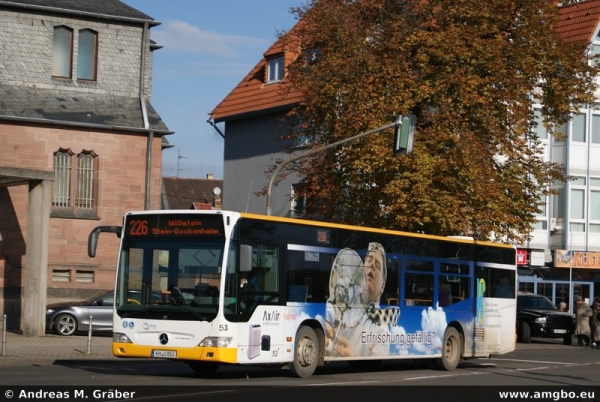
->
[206,174,214,180]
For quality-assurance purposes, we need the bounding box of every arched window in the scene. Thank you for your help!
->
[52,148,99,217]
[77,29,98,80]
[52,26,73,78]
[53,148,74,206]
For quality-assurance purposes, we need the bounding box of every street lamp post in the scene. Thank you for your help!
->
[266,115,414,215]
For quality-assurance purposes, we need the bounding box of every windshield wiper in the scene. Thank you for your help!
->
[172,305,208,321]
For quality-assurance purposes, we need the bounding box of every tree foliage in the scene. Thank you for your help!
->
[276,0,598,243]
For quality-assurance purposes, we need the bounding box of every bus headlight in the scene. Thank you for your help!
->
[534,317,546,324]
[113,333,132,343]
[199,337,232,348]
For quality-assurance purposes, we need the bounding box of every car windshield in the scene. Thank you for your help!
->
[519,295,557,310]
[83,291,110,304]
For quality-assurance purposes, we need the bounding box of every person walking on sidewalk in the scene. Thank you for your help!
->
[592,301,600,349]
[574,295,593,347]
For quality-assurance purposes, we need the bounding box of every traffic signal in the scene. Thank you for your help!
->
[393,114,415,155]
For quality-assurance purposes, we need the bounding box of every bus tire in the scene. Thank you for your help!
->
[290,326,319,378]
[435,327,462,371]
[187,361,220,375]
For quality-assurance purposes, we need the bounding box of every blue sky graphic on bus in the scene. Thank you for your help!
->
[287,243,449,357]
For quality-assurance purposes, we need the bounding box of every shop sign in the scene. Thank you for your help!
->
[516,249,528,265]
[555,250,600,269]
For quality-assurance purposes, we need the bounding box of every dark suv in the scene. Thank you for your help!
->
[516,292,574,345]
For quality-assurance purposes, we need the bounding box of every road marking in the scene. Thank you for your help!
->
[306,380,381,386]
[404,371,487,381]
[486,358,577,365]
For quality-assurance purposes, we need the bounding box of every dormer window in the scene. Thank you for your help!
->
[267,56,284,83]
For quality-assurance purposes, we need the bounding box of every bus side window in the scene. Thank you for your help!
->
[405,273,433,307]
[438,286,452,307]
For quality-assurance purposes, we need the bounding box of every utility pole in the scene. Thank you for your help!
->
[266,115,415,215]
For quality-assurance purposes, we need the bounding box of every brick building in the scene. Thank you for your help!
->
[0,0,171,335]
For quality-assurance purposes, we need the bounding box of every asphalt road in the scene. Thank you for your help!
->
[0,338,598,401]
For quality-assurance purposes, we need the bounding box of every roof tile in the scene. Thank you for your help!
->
[210,30,303,122]
[555,0,600,43]
[212,2,600,122]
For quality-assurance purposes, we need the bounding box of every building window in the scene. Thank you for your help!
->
[570,177,586,232]
[53,149,73,207]
[76,152,96,208]
[591,178,600,233]
[52,269,71,283]
[290,184,306,218]
[592,105,600,144]
[52,148,99,218]
[75,270,94,284]
[77,29,98,80]
[52,26,73,78]
[532,108,547,139]
[572,113,586,143]
[533,187,548,231]
[267,56,284,83]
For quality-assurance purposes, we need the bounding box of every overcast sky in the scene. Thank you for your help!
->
[122,0,301,179]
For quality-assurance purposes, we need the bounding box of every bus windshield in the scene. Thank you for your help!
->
[115,237,226,321]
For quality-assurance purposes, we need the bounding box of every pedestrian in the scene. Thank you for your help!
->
[592,297,600,349]
[558,301,568,312]
[574,295,593,347]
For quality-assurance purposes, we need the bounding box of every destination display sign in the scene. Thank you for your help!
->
[125,214,225,238]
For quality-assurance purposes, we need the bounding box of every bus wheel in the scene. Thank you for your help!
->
[187,361,219,375]
[290,326,319,378]
[435,327,462,371]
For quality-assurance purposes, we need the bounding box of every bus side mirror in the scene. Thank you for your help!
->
[88,226,122,258]
[240,244,253,273]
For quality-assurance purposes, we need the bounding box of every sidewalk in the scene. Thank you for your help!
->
[0,331,117,366]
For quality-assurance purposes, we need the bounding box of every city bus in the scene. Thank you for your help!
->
[88,210,517,378]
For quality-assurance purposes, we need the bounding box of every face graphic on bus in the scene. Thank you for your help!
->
[364,249,385,304]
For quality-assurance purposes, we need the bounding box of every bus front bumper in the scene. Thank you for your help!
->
[112,343,238,364]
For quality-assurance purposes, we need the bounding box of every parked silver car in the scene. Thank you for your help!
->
[46,290,114,336]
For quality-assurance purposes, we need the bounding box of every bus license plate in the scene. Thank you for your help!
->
[152,350,177,358]
[554,329,567,334]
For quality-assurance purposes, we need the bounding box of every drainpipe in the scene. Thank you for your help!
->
[140,22,153,210]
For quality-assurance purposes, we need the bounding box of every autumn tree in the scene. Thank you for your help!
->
[275,0,598,243]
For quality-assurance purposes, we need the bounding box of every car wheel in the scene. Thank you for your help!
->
[289,326,319,378]
[54,313,77,336]
[563,334,572,345]
[521,322,531,343]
